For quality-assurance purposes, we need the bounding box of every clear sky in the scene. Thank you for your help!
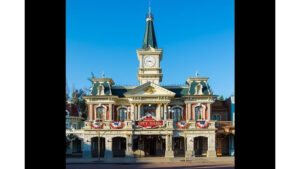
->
[66,0,234,98]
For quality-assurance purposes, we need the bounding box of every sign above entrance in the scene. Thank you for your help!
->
[136,116,163,128]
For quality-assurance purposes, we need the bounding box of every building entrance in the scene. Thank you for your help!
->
[173,137,185,157]
[112,137,126,157]
[144,136,156,156]
[133,135,165,157]
[91,137,105,157]
[194,136,208,157]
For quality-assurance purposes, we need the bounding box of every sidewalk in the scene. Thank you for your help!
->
[66,157,234,164]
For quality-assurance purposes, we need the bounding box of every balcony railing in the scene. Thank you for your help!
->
[215,121,234,128]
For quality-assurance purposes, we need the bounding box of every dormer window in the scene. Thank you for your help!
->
[98,84,105,95]
[195,83,203,95]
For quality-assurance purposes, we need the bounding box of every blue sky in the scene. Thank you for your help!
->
[66,0,234,98]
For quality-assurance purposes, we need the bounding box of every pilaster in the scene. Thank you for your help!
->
[163,103,167,120]
[89,104,93,121]
[125,134,134,157]
[185,135,195,158]
[130,104,135,120]
[188,103,192,120]
[104,136,113,158]
[137,104,142,120]
[165,134,174,158]
[109,104,112,121]
[207,134,217,157]
[156,103,162,120]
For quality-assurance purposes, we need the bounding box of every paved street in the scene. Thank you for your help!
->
[66,162,234,169]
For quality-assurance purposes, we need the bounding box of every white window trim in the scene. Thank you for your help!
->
[94,105,107,121]
[172,105,184,121]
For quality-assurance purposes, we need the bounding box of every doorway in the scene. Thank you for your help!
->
[173,137,185,157]
[112,137,126,157]
[91,137,105,157]
[194,136,208,157]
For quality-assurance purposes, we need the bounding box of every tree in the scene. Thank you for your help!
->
[218,95,224,101]
[71,89,88,120]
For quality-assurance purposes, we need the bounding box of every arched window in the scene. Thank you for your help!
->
[195,105,206,120]
[96,107,104,121]
[195,106,201,120]
[117,108,127,121]
[173,107,183,122]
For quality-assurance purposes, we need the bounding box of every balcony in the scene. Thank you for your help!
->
[215,121,235,134]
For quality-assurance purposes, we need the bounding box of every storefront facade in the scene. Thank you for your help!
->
[68,5,229,159]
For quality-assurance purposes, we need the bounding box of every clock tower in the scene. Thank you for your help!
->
[137,6,163,85]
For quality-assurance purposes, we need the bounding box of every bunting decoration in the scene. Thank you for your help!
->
[110,121,124,129]
[91,120,104,129]
[176,121,190,129]
[196,120,210,129]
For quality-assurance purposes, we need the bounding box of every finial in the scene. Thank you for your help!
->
[101,72,105,78]
[146,0,153,20]
[149,0,151,14]
[195,71,199,77]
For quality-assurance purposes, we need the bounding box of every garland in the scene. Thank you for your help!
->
[90,120,104,129]
[110,121,124,129]
[196,120,210,129]
[176,121,190,129]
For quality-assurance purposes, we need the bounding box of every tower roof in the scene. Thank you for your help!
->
[142,3,158,49]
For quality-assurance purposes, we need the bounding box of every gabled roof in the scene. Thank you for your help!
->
[123,82,175,97]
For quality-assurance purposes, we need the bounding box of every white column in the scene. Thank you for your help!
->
[207,103,211,121]
[156,104,161,120]
[163,104,167,120]
[165,135,169,151]
[165,134,174,157]
[188,103,192,120]
[130,104,135,120]
[137,104,142,120]
[109,104,112,121]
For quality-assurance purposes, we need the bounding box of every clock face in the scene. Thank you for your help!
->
[144,56,155,67]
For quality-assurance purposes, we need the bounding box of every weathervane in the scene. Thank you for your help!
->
[195,71,199,77]
[101,72,105,78]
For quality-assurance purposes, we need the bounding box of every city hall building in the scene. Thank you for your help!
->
[66,8,234,159]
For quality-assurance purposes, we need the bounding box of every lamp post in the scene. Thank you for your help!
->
[98,104,102,160]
